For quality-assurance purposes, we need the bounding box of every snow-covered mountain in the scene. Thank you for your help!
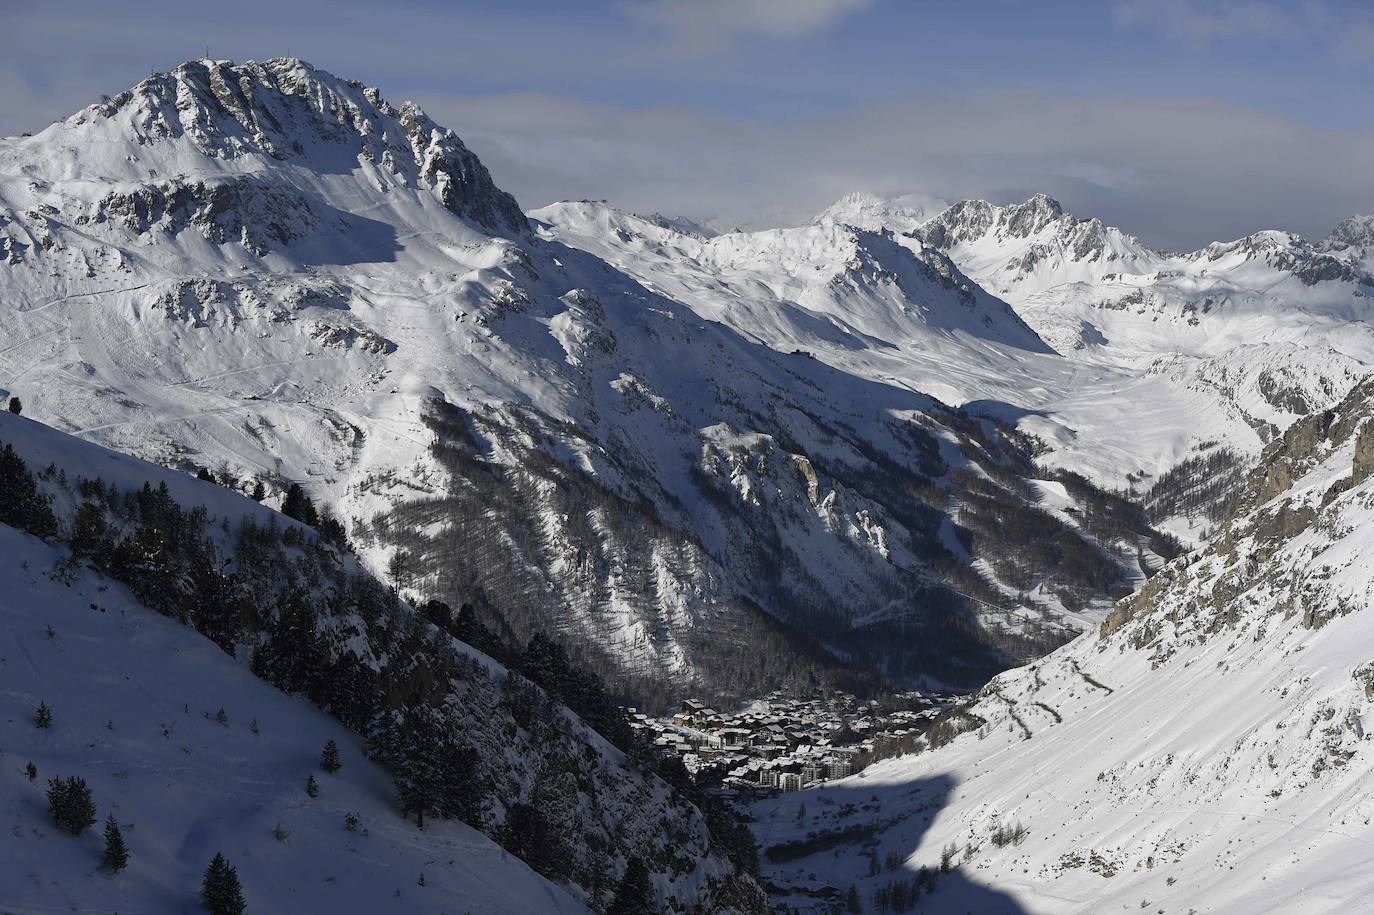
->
[0,59,1177,712]
[535,193,1369,551]
[571,187,1374,536]
[754,377,1374,913]
[906,194,1374,462]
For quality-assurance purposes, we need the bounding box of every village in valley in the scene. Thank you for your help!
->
[628,691,960,794]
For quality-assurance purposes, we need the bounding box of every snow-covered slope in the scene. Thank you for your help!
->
[0,409,766,913]
[0,59,1176,708]
[753,379,1374,913]
[0,520,587,915]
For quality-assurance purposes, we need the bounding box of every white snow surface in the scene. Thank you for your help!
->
[752,386,1374,913]
[0,410,587,914]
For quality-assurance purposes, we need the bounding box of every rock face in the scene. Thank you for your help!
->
[1354,420,1374,484]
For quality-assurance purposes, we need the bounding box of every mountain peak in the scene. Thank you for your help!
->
[54,57,527,236]
[815,191,947,234]
[1324,213,1374,251]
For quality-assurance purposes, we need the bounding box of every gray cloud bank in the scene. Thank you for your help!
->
[423,89,1374,251]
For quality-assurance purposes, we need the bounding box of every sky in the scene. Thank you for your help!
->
[2,0,1373,249]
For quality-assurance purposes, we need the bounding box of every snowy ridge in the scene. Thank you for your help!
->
[754,379,1374,913]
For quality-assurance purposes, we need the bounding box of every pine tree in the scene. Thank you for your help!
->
[607,857,654,915]
[316,508,348,547]
[281,483,307,520]
[71,501,110,559]
[281,483,317,526]
[46,775,97,835]
[34,700,53,728]
[102,813,129,872]
[383,706,481,829]
[847,883,863,914]
[250,480,266,502]
[386,549,412,589]
[8,396,21,415]
[25,761,37,781]
[306,774,319,798]
[320,740,341,774]
[201,852,246,915]
[507,768,577,880]
[196,467,214,482]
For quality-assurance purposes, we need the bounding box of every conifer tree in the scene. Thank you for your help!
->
[25,761,37,781]
[102,813,129,872]
[34,700,53,728]
[320,739,341,773]
[8,396,21,415]
[197,467,214,482]
[306,774,319,798]
[200,852,246,915]
[384,706,481,829]
[71,501,110,559]
[46,775,97,835]
[281,483,317,526]
[608,857,654,915]
[250,480,266,502]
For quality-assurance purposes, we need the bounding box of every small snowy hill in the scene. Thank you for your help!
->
[0,410,765,913]
[753,379,1374,913]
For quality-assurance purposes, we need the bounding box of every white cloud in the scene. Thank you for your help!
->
[1112,0,1374,55]
[1112,0,1298,43]
[420,89,1374,250]
[627,0,873,50]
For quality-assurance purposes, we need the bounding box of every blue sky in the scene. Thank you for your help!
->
[3,0,1374,247]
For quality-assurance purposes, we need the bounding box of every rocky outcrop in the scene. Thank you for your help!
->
[92,176,324,254]
[82,58,527,237]
[1353,421,1374,485]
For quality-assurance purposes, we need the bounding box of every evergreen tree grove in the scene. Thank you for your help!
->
[46,775,97,835]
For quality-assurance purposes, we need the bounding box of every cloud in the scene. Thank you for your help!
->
[421,89,1374,250]
[1112,0,1374,55]
[626,0,872,50]
[1112,0,1299,43]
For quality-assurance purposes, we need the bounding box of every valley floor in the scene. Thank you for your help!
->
[750,599,1374,914]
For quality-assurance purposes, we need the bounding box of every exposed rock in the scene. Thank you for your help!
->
[1353,421,1374,484]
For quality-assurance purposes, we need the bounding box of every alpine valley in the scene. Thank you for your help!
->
[4,57,1374,913]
